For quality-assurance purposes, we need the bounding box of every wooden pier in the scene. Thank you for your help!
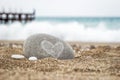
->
[0,10,35,23]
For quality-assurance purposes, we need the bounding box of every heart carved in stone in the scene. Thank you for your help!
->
[41,40,64,58]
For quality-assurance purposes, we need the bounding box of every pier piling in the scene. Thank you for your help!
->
[0,9,35,23]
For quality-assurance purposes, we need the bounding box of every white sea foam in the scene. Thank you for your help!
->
[0,21,120,42]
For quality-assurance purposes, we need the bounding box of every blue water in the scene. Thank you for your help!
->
[36,17,120,22]
[36,17,120,29]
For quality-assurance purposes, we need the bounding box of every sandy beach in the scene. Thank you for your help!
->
[0,40,120,80]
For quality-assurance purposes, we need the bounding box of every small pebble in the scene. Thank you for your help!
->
[11,54,25,59]
[29,56,38,61]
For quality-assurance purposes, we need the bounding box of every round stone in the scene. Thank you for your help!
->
[29,56,38,61]
[23,34,74,60]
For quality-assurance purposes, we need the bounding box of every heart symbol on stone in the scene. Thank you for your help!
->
[41,40,64,58]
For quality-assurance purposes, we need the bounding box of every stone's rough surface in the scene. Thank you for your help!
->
[41,40,64,58]
[23,34,74,59]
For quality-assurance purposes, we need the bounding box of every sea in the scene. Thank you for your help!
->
[0,17,120,42]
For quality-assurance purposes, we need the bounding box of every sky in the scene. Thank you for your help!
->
[0,0,120,17]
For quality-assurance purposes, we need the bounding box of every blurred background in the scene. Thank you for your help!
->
[0,0,120,42]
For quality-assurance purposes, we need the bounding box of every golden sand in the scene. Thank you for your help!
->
[0,41,120,80]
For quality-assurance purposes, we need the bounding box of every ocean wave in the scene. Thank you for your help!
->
[0,21,120,42]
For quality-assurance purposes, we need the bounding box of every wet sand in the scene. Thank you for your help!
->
[0,40,120,80]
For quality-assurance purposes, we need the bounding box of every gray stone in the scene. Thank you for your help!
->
[23,34,74,60]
